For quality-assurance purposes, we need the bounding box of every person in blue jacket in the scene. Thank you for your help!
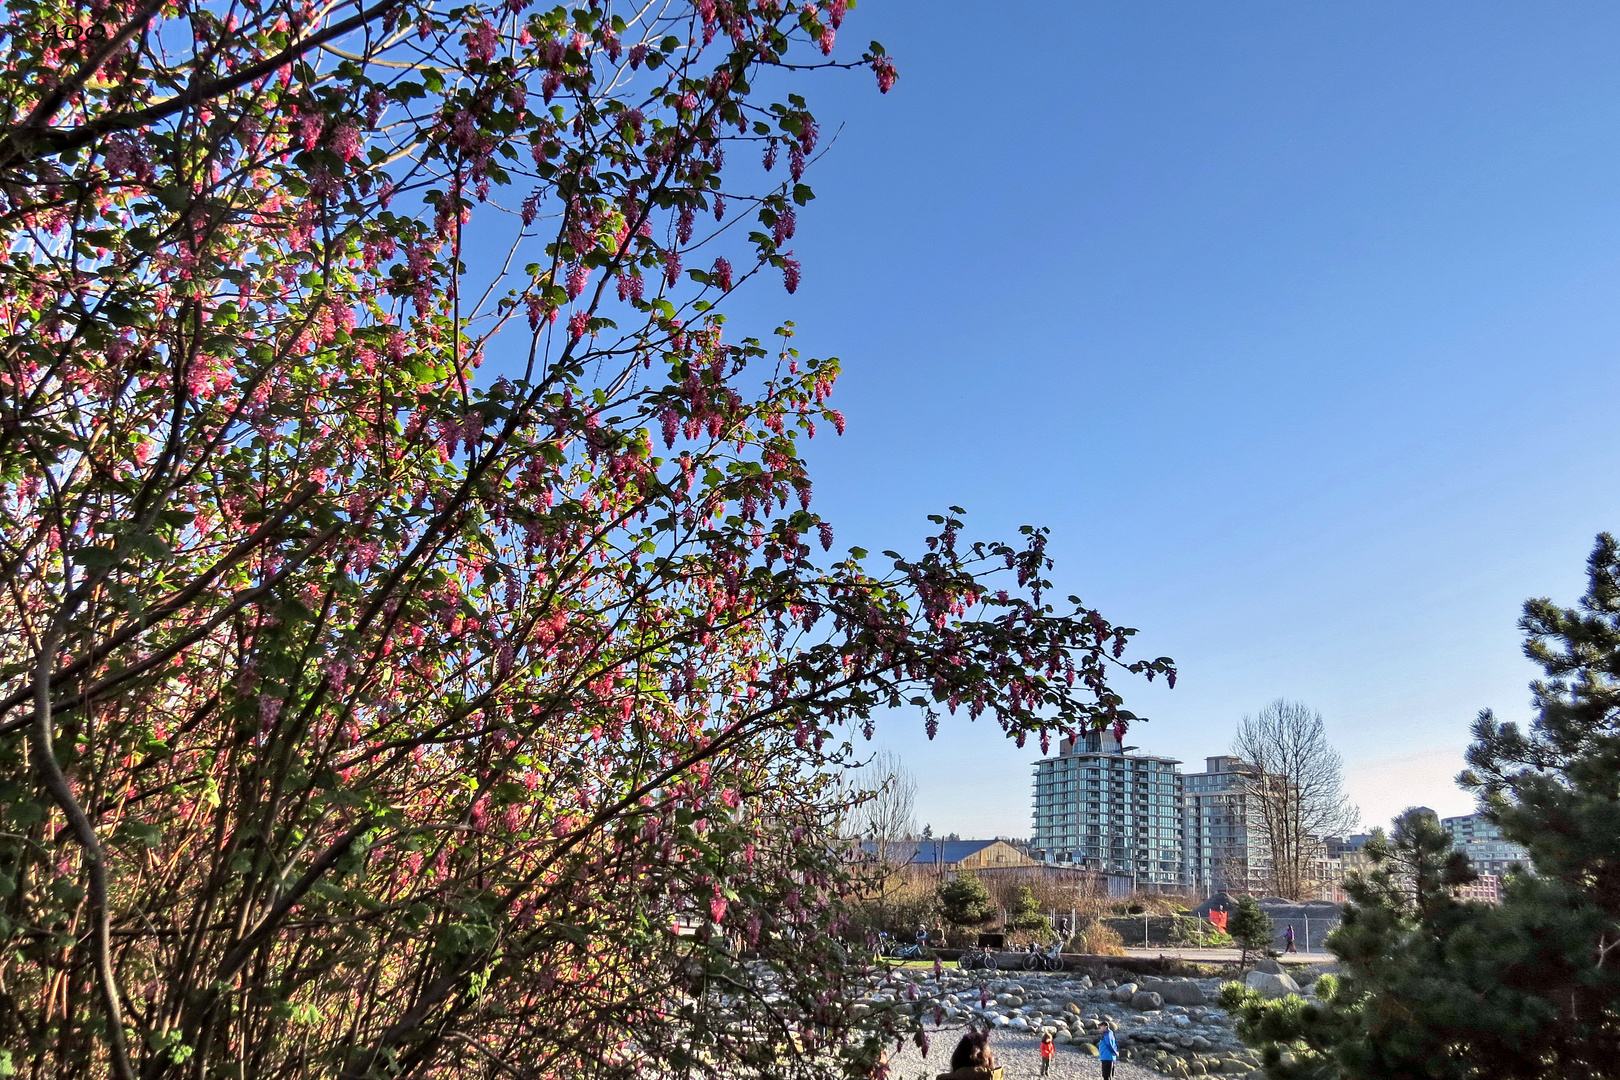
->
[1097,1018,1119,1079]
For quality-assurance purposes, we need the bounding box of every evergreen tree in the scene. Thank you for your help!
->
[1006,886,1053,933]
[939,872,996,927]
[1228,895,1275,967]
[1221,534,1620,1079]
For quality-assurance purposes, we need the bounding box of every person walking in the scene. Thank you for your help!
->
[1284,924,1297,953]
[1097,1019,1119,1080]
[1039,1032,1055,1077]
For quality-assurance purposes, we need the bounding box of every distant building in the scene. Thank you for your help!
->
[1183,756,1270,896]
[1453,874,1502,904]
[1030,729,1185,891]
[856,838,1034,877]
[1319,833,1373,901]
[1324,833,1373,874]
[1442,813,1530,877]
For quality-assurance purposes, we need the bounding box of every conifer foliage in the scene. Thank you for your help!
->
[0,1,1173,1077]
[939,871,995,928]
[1221,534,1620,1079]
[1227,894,1274,968]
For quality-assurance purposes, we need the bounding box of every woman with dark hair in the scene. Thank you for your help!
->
[937,1029,1002,1080]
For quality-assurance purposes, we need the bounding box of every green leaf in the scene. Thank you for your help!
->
[71,546,121,567]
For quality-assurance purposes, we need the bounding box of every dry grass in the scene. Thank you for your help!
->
[1072,921,1128,956]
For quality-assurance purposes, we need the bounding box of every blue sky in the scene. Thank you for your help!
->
[714,2,1620,837]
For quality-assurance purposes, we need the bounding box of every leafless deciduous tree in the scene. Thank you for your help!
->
[845,751,918,846]
[842,749,920,884]
[1234,699,1360,899]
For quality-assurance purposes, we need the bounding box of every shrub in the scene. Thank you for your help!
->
[1228,895,1275,965]
[939,872,996,927]
[1073,922,1128,957]
[1005,886,1054,933]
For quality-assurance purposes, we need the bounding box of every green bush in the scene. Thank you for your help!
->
[1228,895,1274,965]
[938,872,995,926]
[1005,886,1053,934]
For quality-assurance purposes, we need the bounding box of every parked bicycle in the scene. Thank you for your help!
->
[874,932,927,962]
[958,944,998,971]
[1022,940,1065,971]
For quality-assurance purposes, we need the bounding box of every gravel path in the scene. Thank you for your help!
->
[884,1032,1160,1080]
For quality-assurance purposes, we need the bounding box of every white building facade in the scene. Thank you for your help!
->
[1183,755,1271,896]
[1030,729,1185,890]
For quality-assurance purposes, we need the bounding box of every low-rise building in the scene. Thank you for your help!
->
[856,838,1034,880]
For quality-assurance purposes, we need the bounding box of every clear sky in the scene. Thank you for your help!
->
[713,1,1620,838]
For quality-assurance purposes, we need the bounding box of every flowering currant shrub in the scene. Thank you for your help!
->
[0,1,1173,1077]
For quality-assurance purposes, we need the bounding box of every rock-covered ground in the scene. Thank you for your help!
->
[855,966,1317,1078]
[886,1031,1162,1080]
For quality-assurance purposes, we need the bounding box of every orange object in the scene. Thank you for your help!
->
[1208,910,1228,931]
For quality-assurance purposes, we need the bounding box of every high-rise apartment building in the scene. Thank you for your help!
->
[1183,756,1270,896]
[1441,813,1530,877]
[1030,729,1185,890]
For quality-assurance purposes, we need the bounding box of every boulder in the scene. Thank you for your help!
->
[1243,970,1301,1000]
[1130,991,1164,1011]
[1254,957,1284,975]
[1112,982,1139,1002]
[1140,978,1209,1007]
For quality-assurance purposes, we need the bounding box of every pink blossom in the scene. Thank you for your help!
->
[258,695,282,732]
[818,522,833,550]
[628,43,648,68]
[566,263,589,299]
[772,206,796,245]
[830,0,848,28]
[781,256,800,294]
[467,20,498,62]
[712,257,733,291]
[331,123,361,162]
[568,311,588,340]
[827,409,846,435]
[621,107,644,143]
[874,57,898,94]
[297,113,323,151]
[763,143,778,171]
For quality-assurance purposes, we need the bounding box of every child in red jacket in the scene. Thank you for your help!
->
[1039,1031,1055,1076]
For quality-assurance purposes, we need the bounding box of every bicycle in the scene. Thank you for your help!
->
[884,941,926,962]
[1023,941,1065,972]
[958,944,998,971]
